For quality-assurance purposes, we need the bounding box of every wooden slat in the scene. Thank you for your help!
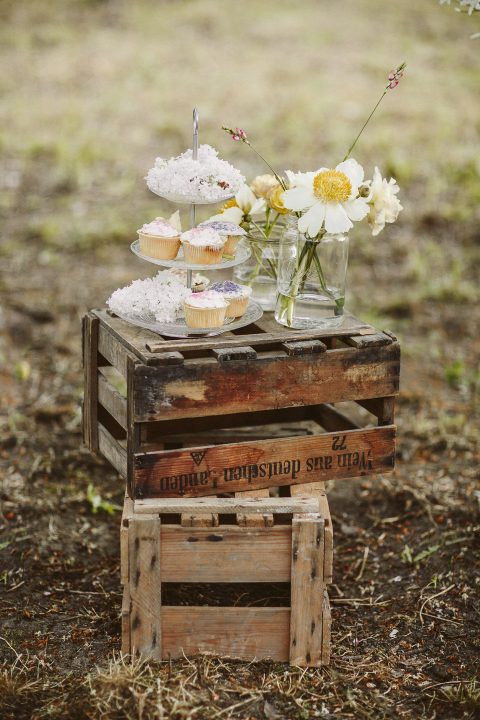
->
[343,332,392,349]
[290,514,325,666]
[98,372,128,429]
[135,497,319,515]
[314,404,359,432]
[133,343,400,422]
[291,483,333,584]
[212,346,257,362]
[235,488,273,527]
[144,312,375,354]
[98,423,128,479]
[97,324,130,378]
[128,514,161,659]
[159,525,291,582]
[120,494,134,585]
[133,426,396,498]
[94,309,184,366]
[121,587,131,655]
[161,606,290,662]
[82,313,99,451]
[282,339,327,356]
[321,589,331,665]
[357,396,395,425]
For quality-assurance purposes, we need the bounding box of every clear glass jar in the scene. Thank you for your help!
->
[233,224,283,311]
[274,215,348,329]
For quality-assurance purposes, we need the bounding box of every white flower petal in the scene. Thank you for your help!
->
[324,204,353,234]
[235,184,257,213]
[207,207,244,224]
[344,197,369,222]
[282,187,315,211]
[285,170,316,189]
[249,197,267,216]
[336,158,365,196]
[298,203,326,237]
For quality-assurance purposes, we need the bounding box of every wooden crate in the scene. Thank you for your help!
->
[82,309,400,500]
[120,493,333,666]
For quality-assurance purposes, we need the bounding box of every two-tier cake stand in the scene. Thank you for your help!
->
[118,109,263,338]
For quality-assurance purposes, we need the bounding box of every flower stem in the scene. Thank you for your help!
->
[343,91,387,162]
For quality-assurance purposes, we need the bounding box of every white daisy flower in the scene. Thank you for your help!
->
[282,159,370,236]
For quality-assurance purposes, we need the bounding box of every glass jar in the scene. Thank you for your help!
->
[233,224,283,311]
[274,215,348,329]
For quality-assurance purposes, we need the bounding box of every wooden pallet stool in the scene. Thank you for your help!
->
[120,495,332,666]
[83,308,400,665]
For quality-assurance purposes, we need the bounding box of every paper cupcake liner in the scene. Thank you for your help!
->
[182,242,224,265]
[223,235,241,255]
[184,304,227,328]
[226,295,250,318]
[139,232,181,260]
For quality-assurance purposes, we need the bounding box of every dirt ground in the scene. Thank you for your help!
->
[1,1,479,718]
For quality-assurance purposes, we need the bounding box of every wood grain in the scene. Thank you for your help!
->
[133,426,396,498]
[290,515,325,666]
[98,372,128,429]
[133,343,400,422]
[135,497,319,515]
[235,488,273,527]
[291,483,333,584]
[161,606,290,662]
[82,313,99,452]
[98,423,128,479]
[159,525,292,582]
[128,514,161,659]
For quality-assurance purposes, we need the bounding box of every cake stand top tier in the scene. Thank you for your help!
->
[145,110,244,207]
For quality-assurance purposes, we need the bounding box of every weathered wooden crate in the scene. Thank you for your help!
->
[82,309,400,500]
[120,493,333,666]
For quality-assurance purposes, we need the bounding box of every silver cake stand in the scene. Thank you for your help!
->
[123,109,263,338]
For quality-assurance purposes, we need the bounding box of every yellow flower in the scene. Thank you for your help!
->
[250,174,279,199]
[267,184,289,215]
[220,198,239,212]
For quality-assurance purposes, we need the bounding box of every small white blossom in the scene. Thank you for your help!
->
[364,167,403,236]
[107,271,192,323]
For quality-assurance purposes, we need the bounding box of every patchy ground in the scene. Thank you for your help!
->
[1,1,479,718]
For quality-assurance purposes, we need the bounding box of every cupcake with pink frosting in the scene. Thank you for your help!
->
[184,290,229,328]
[138,212,181,260]
[180,226,226,265]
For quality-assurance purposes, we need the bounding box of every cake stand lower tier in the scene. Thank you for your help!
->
[114,300,264,338]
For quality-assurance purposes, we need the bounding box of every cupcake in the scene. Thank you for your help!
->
[209,281,252,318]
[169,268,209,292]
[180,227,226,265]
[199,221,247,256]
[138,217,181,260]
[184,291,229,328]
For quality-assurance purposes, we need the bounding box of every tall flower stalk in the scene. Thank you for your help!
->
[223,63,406,326]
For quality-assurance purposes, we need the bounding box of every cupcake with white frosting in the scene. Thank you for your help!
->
[138,212,181,260]
[184,290,229,328]
[180,227,226,265]
[209,280,252,318]
[199,220,247,256]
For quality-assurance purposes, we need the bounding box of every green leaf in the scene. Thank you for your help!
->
[413,544,440,564]
[86,483,121,515]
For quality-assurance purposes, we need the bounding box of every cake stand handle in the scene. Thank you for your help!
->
[187,108,199,290]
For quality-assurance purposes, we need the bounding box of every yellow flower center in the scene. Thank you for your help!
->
[313,170,352,203]
[220,198,238,212]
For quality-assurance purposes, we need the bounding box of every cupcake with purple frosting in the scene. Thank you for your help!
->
[209,280,252,318]
[199,221,246,256]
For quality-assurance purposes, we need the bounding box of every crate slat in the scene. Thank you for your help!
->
[82,313,99,452]
[133,344,400,422]
[291,483,333,584]
[290,515,325,666]
[98,423,128,479]
[235,488,273,527]
[161,606,291,662]
[128,514,161,659]
[133,426,396,498]
[135,497,319,515]
[98,372,128,428]
[159,525,291,582]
